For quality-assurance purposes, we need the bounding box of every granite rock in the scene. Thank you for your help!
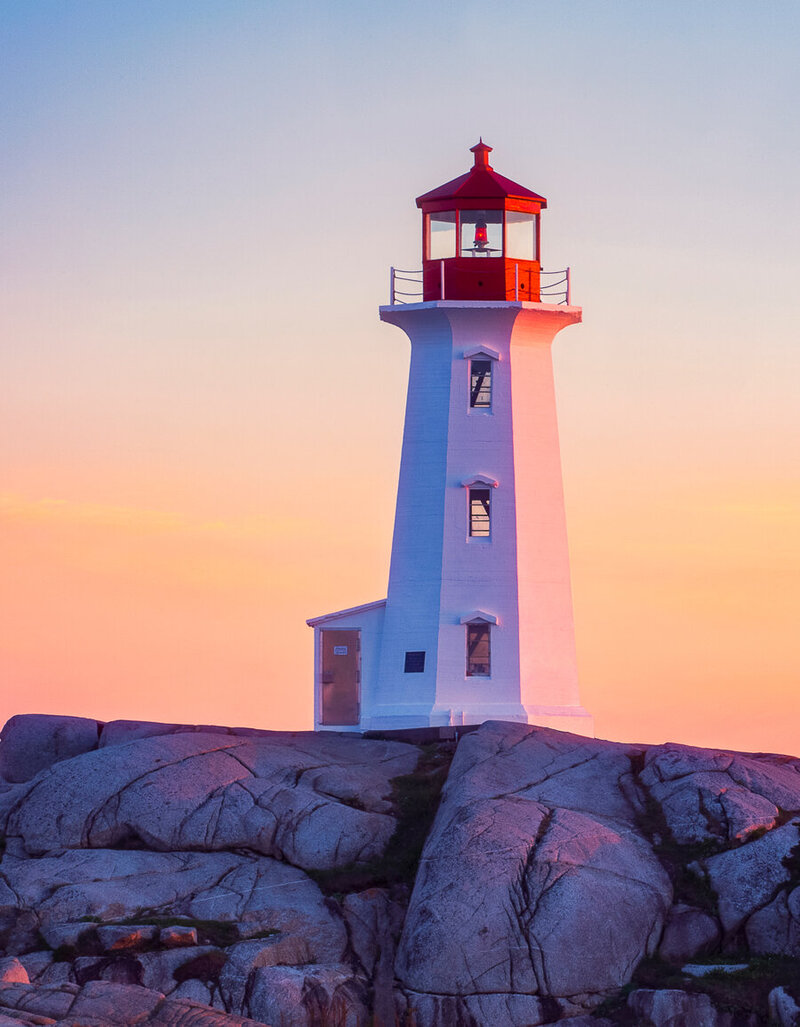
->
[134,946,222,994]
[245,964,370,1027]
[0,848,346,964]
[0,977,267,1025]
[159,925,198,948]
[0,716,100,784]
[396,723,672,1013]
[628,987,730,1026]
[658,904,720,963]
[4,730,418,870]
[3,714,800,1026]
[745,887,800,956]
[639,743,800,845]
[701,819,800,932]
[96,924,158,952]
[343,887,405,1027]
[217,935,319,1012]
[403,990,554,1027]
[14,954,52,984]
[769,986,800,1027]
[0,959,28,985]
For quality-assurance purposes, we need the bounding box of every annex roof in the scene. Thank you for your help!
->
[306,598,387,628]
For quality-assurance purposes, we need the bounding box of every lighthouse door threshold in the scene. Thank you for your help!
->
[320,629,360,726]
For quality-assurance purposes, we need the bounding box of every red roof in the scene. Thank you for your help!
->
[416,140,547,209]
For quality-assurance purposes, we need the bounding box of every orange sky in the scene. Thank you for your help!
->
[2,463,798,754]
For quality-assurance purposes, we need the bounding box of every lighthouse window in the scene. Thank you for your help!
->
[469,487,491,538]
[460,209,502,257]
[470,359,492,409]
[427,211,457,260]
[466,623,491,677]
[506,211,537,261]
[404,651,426,673]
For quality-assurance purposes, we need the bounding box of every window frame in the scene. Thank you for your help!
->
[404,650,426,673]
[466,622,491,677]
[461,475,498,543]
[505,210,539,262]
[423,209,541,263]
[469,358,493,410]
[425,211,457,260]
[468,486,492,540]
[463,348,499,415]
[458,209,503,258]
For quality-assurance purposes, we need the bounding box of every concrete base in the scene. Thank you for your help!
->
[523,704,594,737]
[361,703,594,736]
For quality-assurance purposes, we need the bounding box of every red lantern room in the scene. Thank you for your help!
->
[416,140,547,302]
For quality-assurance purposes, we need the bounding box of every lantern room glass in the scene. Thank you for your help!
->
[427,211,457,260]
[505,211,537,261]
[460,210,502,257]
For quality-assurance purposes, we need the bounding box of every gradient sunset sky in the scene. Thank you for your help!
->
[2,1,798,753]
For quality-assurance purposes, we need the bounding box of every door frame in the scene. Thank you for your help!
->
[319,628,361,726]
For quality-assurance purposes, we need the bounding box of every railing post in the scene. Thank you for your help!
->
[390,267,395,305]
[515,263,519,301]
[566,267,570,306]
[440,260,446,300]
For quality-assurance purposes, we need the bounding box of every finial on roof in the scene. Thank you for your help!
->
[470,138,493,170]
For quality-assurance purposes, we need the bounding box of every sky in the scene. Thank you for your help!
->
[1,0,798,754]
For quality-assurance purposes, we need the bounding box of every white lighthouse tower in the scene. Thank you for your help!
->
[308,142,592,736]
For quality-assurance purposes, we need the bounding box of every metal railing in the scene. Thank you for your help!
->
[388,264,571,305]
[388,267,424,304]
[540,268,571,305]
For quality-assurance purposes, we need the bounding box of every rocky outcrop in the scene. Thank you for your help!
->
[1,849,345,953]
[770,986,800,1027]
[2,714,800,1026]
[0,978,264,1025]
[0,722,425,1026]
[5,729,419,870]
[0,715,100,784]
[396,722,672,1022]
[697,819,800,934]
[657,903,720,963]
[636,742,799,844]
[746,886,800,956]
[627,987,747,1026]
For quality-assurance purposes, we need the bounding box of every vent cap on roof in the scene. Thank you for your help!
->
[416,141,547,209]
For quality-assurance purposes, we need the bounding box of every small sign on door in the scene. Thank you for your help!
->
[333,645,348,656]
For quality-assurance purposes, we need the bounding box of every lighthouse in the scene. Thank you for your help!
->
[308,142,593,736]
